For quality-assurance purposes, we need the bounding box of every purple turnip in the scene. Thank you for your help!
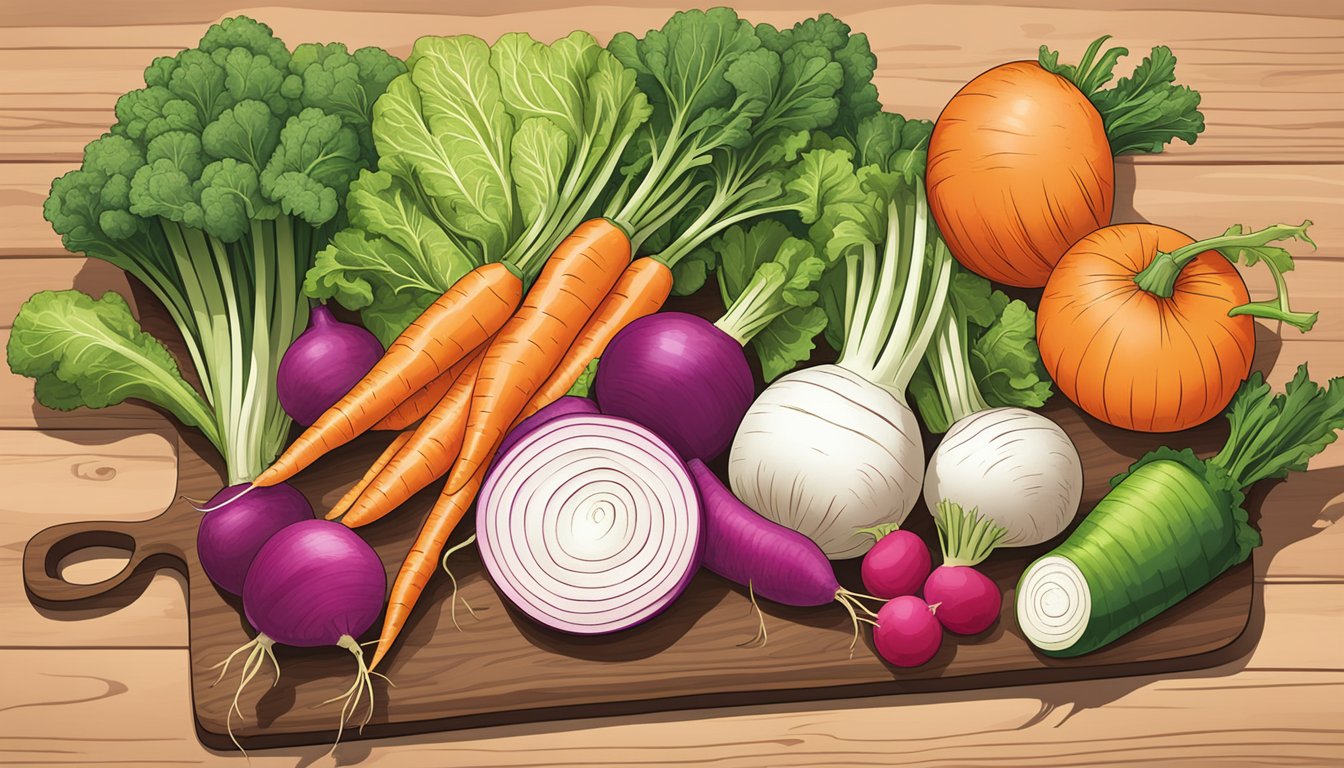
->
[196,482,313,596]
[214,519,386,751]
[873,595,943,667]
[595,312,754,462]
[277,305,383,426]
[858,524,932,599]
[923,500,1005,635]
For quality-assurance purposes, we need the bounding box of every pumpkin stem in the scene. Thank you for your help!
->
[1133,221,1318,333]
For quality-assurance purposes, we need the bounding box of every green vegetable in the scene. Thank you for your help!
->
[709,215,826,381]
[1038,36,1204,156]
[604,10,879,283]
[565,358,600,398]
[307,30,651,341]
[1017,366,1344,656]
[909,268,1053,433]
[18,17,403,483]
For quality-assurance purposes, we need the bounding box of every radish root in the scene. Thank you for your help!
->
[190,484,257,513]
[737,581,769,649]
[209,633,278,756]
[835,588,882,657]
[321,635,379,754]
[441,534,481,631]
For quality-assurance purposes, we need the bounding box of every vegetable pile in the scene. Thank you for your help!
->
[11,9,1338,748]
[11,18,404,484]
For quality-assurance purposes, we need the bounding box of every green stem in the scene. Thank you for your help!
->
[713,267,786,346]
[935,499,1005,568]
[1132,221,1318,332]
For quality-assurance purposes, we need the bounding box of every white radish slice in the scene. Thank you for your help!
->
[1016,555,1091,652]
[477,413,702,635]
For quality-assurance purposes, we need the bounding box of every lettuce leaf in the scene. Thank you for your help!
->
[7,290,220,444]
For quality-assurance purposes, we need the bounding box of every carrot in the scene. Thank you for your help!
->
[517,256,672,422]
[325,432,413,521]
[340,343,489,529]
[927,37,1204,288]
[254,262,521,487]
[368,464,486,672]
[445,219,629,493]
[371,351,475,432]
[1037,221,1316,432]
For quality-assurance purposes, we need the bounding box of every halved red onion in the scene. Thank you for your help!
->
[477,413,702,635]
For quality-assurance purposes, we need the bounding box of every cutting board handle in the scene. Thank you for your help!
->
[23,502,193,607]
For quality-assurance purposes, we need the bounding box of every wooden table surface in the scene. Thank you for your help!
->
[2,1,1341,765]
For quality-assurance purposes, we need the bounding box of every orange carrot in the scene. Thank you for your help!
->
[368,464,486,672]
[445,220,629,493]
[325,432,413,521]
[371,350,476,432]
[340,343,488,529]
[516,256,672,422]
[255,263,521,487]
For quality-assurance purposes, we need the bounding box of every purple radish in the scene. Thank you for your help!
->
[873,595,943,667]
[596,312,755,462]
[688,459,881,645]
[215,519,386,750]
[277,305,383,425]
[923,500,1005,635]
[196,482,313,596]
[858,524,932,599]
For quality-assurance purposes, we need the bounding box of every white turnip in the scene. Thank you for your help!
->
[923,407,1083,547]
[729,169,955,560]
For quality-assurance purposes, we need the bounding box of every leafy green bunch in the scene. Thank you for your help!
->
[12,16,404,483]
[603,8,881,292]
[306,30,652,342]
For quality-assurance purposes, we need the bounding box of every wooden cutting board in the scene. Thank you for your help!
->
[20,295,1254,751]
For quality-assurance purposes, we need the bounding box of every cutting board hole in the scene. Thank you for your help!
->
[59,546,131,584]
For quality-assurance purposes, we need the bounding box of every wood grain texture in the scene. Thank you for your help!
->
[3,1,1342,764]
[0,429,187,647]
[1,648,1342,766]
[0,2,1340,164]
[18,366,1261,749]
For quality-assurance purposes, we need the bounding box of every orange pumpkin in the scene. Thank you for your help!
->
[927,60,1114,288]
[1037,224,1255,433]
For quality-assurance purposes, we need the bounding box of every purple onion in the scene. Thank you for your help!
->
[196,483,313,596]
[477,413,701,635]
[278,305,383,426]
[242,519,386,648]
[594,312,754,462]
[495,396,599,461]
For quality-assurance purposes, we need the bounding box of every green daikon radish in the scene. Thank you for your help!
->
[1017,365,1344,656]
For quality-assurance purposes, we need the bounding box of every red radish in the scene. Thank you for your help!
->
[873,595,943,667]
[195,482,313,596]
[858,524,932,599]
[277,305,383,426]
[214,519,386,751]
[924,500,1004,635]
[689,459,882,646]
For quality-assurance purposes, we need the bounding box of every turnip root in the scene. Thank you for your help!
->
[730,365,924,559]
[923,407,1083,547]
